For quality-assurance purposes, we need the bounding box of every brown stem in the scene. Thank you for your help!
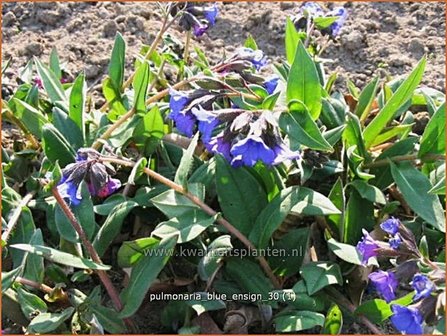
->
[364,154,444,169]
[2,191,36,243]
[16,276,55,295]
[324,287,382,334]
[51,187,137,330]
[100,157,281,289]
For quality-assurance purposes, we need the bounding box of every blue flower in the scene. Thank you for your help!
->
[192,23,208,37]
[230,135,275,167]
[272,143,300,165]
[58,175,82,206]
[411,274,435,302]
[380,217,400,235]
[203,3,218,26]
[327,7,348,36]
[207,134,232,162]
[301,2,324,18]
[168,89,197,137]
[390,305,423,334]
[389,233,403,250]
[191,106,220,143]
[356,229,380,265]
[264,75,279,95]
[235,47,267,71]
[368,270,398,302]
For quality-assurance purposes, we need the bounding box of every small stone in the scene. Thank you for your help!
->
[115,15,126,23]
[98,7,109,19]
[341,31,363,51]
[67,18,83,33]
[20,42,43,57]
[36,10,62,26]
[85,64,101,79]
[2,12,17,27]
[408,38,425,56]
[103,20,118,38]
[280,2,295,10]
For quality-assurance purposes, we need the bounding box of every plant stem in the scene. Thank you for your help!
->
[99,157,281,289]
[324,287,382,334]
[2,191,36,243]
[183,30,192,66]
[363,154,444,169]
[15,276,56,295]
[51,188,135,327]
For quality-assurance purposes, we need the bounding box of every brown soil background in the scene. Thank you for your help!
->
[1,1,446,334]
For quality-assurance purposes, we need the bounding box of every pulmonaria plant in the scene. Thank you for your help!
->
[57,148,121,205]
[293,2,348,37]
[172,2,218,37]
[356,218,444,334]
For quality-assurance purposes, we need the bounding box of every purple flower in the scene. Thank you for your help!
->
[230,135,275,167]
[327,7,348,36]
[33,76,44,89]
[57,148,121,205]
[380,217,400,235]
[356,229,380,265]
[368,270,398,302]
[192,23,208,37]
[168,89,197,137]
[411,274,435,302]
[264,75,279,95]
[203,3,218,26]
[272,143,300,165]
[207,134,232,162]
[390,305,423,334]
[389,233,403,250]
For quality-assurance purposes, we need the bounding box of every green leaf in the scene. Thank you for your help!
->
[22,229,45,283]
[151,184,203,218]
[285,17,300,64]
[34,57,67,105]
[2,267,23,292]
[69,72,86,139]
[127,157,147,185]
[343,189,375,244]
[152,210,216,243]
[93,194,126,216]
[320,97,345,129]
[49,47,62,79]
[286,41,322,119]
[244,33,258,50]
[363,57,426,148]
[327,178,345,239]
[323,304,343,335]
[356,77,380,122]
[327,238,362,265]
[274,310,325,332]
[10,244,111,270]
[117,237,160,268]
[225,258,274,301]
[419,102,445,159]
[16,286,47,319]
[12,98,48,139]
[354,299,392,324]
[313,16,338,29]
[198,235,232,281]
[186,292,226,315]
[93,201,138,257]
[280,102,333,151]
[41,124,76,166]
[370,124,414,147]
[268,228,310,277]
[390,162,445,232]
[300,262,342,295]
[108,32,126,91]
[119,235,177,318]
[133,61,150,115]
[349,180,386,204]
[90,304,127,334]
[55,182,96,243]
[52,107,84,150]
[215,155,268,236]
[28,307,74,333]
[102,78,127,120]
[175,133,199,190]
[250,186,340,249]
[133,105,165,154]
[270,287,325,311]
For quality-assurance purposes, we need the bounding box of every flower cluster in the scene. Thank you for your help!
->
[293,2,348,37]
[356,218,441,334]
[172,2,218,37]
[57,148,121,205]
